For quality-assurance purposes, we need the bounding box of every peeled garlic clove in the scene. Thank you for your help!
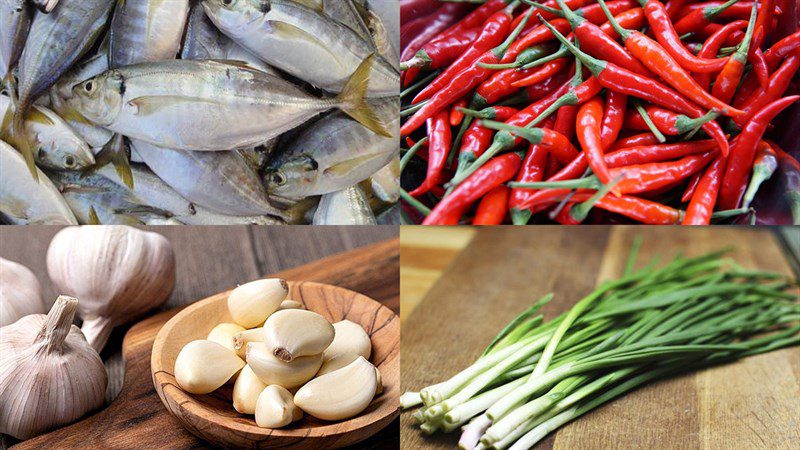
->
[0,296,107,439]
[227,279,288,328]
[46,226,175,352]
[232,365,267,414]
[233,327,264,360]
[278,300,303,310]
[317,352,361,377]
[207,323,246,351]
[175,340,245,394]
[246,342,322,389]
[255,385,303,428]
[0,257,46,327]
[264,309,334,362]
[323,320,372,361]
[294,356,377,421]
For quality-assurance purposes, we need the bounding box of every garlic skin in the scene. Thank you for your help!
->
[255,385,303,428]
[227,279,288,328]
[207,323,246,352]
[294,356,377,421]
[174,340,245,394]
[323,320,372,361]
[278,300,303,310]
[263,309,334,362]
[0,295,107,439]
[233,327,264,359]
[46,226,176,352]
[246,342,322,389]
[232,365,267,414]
[0,257,45,327]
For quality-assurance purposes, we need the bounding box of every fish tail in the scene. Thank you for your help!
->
[1,103,38,182]
[336,53,392,138]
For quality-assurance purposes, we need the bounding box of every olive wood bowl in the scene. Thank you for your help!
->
[151,281,400,449]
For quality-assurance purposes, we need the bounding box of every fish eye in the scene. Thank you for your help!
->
[222,0,232,5]
[260,1,270,13]
[271,172,286,186]
[64,155,76,168]
[84,81,95,93]
[37,147,46,159]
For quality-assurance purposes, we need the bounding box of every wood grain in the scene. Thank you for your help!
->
[401,226,800,450]
[0,227,399,449]
[152,281,399,449]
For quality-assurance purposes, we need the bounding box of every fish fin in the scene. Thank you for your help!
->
[323,153,382,177]
[92,133,133,190]
[336,54,391,137]
[0,199,29,222]
[292,0,324,13]
[27,107,56,126]
[88,206,102,224]
[127,95,220,116]
[2,107,38,182]
[58,105,96,126]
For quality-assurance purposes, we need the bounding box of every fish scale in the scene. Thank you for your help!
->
[110,0,190,68]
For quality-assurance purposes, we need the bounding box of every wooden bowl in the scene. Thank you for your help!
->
[151,281,400,449]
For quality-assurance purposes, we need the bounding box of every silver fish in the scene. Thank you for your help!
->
[312,184,376,225]
[131,139,287,218]
[0,0,31,79]
[6,0,114,176]
[67,57,389,150]
[179,206,285,225]
[369,157,399,203]
[96,163,196,217]
[0,139,77,224]
[322,0,372,45]
[361,1,399,69]
[0,95,93,169]
[181,1,230,60]
[202,0,398,96]
[265,97,398,198]
[30,0,59,13]
[109,0,190,68]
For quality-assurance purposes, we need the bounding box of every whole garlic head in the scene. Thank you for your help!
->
[294,356,377,421]
[0,295,107,439]
[263,309,334,362]
[47,226,176,352]
[255,385,303,428]
[246,342,322,389]
[0,257,45,327]
[323,320,372,361]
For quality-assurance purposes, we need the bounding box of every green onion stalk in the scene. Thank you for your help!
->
[400,244,799,450]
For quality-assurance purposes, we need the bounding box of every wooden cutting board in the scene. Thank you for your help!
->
[401,227,800,450]
[14,239,400,450]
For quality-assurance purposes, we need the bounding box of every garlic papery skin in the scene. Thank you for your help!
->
[255,385,303,428]
[278,300,303,310]
[232,365,267,414]
[227,279,288,328]
[263,309,334,362]
[46,226,176,352]
[246,342,322,389]
[0,295,107,439]
[0,257,45,327]
[174,340,245,394]
[207,323,246,352]
[323,320,372,361]
[294,356,377,421]
[233,328,264,359]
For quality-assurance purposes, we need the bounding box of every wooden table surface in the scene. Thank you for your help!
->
[401,226,800,450]
[0,225,398,449]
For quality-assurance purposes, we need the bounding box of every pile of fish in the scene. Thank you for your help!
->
[0,0,400,225]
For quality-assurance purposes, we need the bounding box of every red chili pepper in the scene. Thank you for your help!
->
[450,98,468,126]
[640,0,730,72]
[554,103,579,141]
[412,9,513,104]
[712,4,758,104]
[749,47,770,90]
[610,132,661,150]
[402,0,444,24]
[401,27,481,72]
[600,90,627,150]
[510,57,570,88]
[763,31,800,70]
[665,0,691,19]
[401,8,533,136]
[569,192,684,223]
[681,171,702,202]
[473,185,511,225]
[718,95,800,209]
[455,106,518,172]
[540,17,731,156]
[600,8,646,41]
[479,120,581,164]
[741,140,779,208]
[694,20,748,90]
[751,0,774,50]
[409,111,451,197]
[679,1,761,21]
[509,143,550,224]
[423,153,522,225]
[577,96,613,185]
[682,155,726,224]
[599,0,743,117]
[401,4,471,85]
[476,45,557,104]
[624,105,718,135]
[673,0,740,35]
[734,51,800,127]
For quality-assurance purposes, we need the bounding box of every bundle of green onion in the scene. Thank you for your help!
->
[400,245,800,450]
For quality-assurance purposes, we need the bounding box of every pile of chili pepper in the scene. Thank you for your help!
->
[400,0,800,225]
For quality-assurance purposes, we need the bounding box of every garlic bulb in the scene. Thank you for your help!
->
[317,353,384,396]
[255,385,303,428]
[263,309,334,362]
[174,340,245,394]
[227,279,288,328]
[0,295,107,439]
[232,365,267,414]
[46,226,176,351]
[278,300,303,310]
[233,327,264,359]
[0,257,45,327]
[207,323,246,352]
[323,320,372,361]
[246,342,322,389]
[294,356,377,421]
